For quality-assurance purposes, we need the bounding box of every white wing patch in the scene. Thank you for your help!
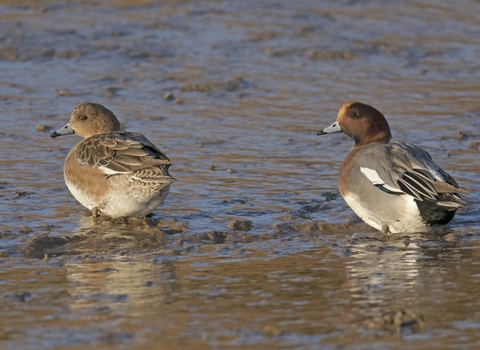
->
[98,165,130,176]
[360,167,384,185]
[360,167,402,194]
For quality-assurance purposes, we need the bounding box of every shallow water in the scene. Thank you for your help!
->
[1,0,480,348]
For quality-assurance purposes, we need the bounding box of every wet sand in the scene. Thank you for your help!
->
[1,0,480,348]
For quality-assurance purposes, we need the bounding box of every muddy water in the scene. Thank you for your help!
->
[1,0,480,348]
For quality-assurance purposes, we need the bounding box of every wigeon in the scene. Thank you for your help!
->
[51,102,175,218]
[318,101,468,234]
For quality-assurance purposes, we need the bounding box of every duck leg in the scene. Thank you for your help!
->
[381,225,391,235]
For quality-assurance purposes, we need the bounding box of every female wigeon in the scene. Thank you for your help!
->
[318,101,468,234]
[51,102,175,218]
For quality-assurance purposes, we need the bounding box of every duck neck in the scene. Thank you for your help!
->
[354,131,391,146]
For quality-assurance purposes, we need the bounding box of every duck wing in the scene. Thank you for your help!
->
[76,132,171,175]
[358,142,468,207]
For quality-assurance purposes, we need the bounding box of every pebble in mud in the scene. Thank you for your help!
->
[23,234,71,259]
[364,309,425,333]
[468,141,480,150]
[272,221,339,234]
[156,217,188,234]
[12,191,28,199]
[228,219,253,231]
[263,325,284,337]
[56,89,73,96]
[236,233,253,243]
[180,77,250,93]
[206,231,229,243]
[247,31,279,42]
[19,226,32,234]
[163,92,175,101]
[307,49,354,60]
[442,233,458,242]
[105,87,120,98]
[35,125,51,132]
[457,131,467,140]
[11,291,32,302]
[123,216,158,228]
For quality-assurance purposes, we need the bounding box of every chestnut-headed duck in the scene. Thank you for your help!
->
[51,102,175,218]
[318,101,468,234]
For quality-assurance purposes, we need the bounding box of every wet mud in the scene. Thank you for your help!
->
[1,0,480,349]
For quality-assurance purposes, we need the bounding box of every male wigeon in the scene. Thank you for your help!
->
[51,102,175,218]
[318,101,468,234]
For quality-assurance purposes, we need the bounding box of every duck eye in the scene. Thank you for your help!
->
[349,111,358,118]
[80,115,88,120]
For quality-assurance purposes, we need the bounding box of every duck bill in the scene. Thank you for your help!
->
[51,123,75,138]
[317,121,342,136]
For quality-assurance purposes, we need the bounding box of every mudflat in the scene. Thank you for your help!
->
[0,0,479,348]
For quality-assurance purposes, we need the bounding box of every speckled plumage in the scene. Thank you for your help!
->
[52,102,175,218]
